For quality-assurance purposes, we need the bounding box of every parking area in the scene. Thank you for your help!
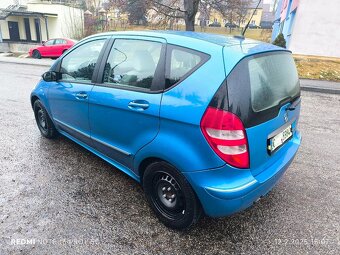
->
[0,62,339,254]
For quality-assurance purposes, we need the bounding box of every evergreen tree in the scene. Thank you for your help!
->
[273,33,287,48]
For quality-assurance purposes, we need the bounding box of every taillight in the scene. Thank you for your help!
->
[200,107,249,168]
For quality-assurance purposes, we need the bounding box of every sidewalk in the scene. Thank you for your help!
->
[0,56,339,94]
[0,56,53,67]
[300,79,340,94]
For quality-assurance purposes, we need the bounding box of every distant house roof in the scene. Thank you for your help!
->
[0,4,57,20]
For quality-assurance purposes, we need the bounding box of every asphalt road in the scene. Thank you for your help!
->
[0,62,339,255]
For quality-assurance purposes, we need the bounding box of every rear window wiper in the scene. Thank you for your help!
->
[287,97,301,111]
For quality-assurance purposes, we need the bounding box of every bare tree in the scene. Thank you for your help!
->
[149,0,199,31]
[149,0,250,31]
[63,5,85,39]
[197,1,210,31]
[235,0,251,28]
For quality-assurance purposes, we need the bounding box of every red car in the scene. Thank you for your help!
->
[29,38,76,59]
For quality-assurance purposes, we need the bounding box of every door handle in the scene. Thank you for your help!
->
[128,100,149,110]
[75,92,88,99]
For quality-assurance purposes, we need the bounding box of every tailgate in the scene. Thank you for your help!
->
[224,51,301,176]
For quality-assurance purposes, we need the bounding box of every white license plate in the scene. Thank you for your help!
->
[269,125,293,152]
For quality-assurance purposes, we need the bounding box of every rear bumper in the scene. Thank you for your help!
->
[184,131,301,217]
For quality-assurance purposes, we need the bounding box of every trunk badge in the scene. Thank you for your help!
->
[284,112,288,123]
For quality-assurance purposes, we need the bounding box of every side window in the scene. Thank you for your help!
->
[55,39,66,45]
[165,45,208,88]
[60,39,105,83]
[44,39,55,46]
[103,39,162,90]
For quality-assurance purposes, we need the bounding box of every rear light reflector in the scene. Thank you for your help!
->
[206,129,244,140]
[217,145,247,155]
[201,107,249,169]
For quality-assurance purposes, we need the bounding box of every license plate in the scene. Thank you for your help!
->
[269,125,293,152]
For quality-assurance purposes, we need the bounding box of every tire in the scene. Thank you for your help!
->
[32,50,41,59]
[33,100,58,139]
[143,161,202,230]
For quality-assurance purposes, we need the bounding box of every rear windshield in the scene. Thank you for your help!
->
[224,51,300,127]
[248,53,299,112]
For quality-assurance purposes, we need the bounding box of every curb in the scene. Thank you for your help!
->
[300,86,340,95]
[0,58,53,68]
[0,60,51,68]
[300,79,340,95]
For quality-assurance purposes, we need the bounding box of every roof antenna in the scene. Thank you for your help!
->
[234,0,262,40]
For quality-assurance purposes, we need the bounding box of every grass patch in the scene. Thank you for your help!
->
[294,55,340,82]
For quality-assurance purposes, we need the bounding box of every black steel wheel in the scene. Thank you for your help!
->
[32,50,41,59]
[33,100,58,138]
[143,161,202,230]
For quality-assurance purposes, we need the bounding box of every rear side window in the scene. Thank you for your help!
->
[248,54,299,112]
[165,45,209,89]
[55,39,67,45]
[60,39,105,83]
[103,39,163,90]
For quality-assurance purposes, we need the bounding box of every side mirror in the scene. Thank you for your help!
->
[42,71,58,82]
[42,41,46,45]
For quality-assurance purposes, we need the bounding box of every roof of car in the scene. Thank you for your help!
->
[84,30,286,61]
[92,30,263,46]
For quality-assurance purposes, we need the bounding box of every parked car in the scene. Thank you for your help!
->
[248,24,260,29]
[29,38,76,59]
[225,22,238,28]
[260,21,274,29]
[31,31,301,230]
[209,22,222,27]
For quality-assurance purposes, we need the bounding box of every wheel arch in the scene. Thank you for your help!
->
[138,157,163,183]
[30,95,40,109]
[32,49,40,54]
[140,157,205,222]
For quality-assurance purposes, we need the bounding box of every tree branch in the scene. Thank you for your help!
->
[150,7,185,19]
[152,1,186,13]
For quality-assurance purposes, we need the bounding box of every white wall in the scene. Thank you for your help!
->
[0,2,83,43]
[26,3,84,39]
[289,0,340,58]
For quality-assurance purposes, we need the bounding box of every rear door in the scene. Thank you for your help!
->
[52,39,67,57]
[48,37,108,144]
[225,51,301,176]
[89,37,166,169]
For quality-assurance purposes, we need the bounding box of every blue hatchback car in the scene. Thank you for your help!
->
[31,31,301,229]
